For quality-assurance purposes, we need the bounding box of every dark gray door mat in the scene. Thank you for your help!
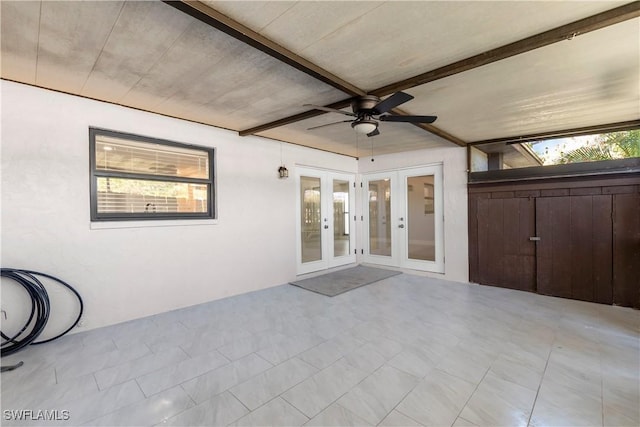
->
[290,265,402,297]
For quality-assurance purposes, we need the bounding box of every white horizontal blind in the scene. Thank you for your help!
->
[91,130,214,220]
[96,178,208,213]
[95,135,209,179]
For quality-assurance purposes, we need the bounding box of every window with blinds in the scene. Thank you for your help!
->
[90,128,215,221]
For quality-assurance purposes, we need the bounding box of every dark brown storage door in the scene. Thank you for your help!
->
[476,196,536,291]
[504,197,536,291]
[477,198,503,286]
[468,193,484,283]
[613,192,640,308]
[469,174,639,308]
[536,195,613,303]
[591,195,613,304]
[536,197,572,298]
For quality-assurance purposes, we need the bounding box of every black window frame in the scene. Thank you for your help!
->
[89,127,216,221]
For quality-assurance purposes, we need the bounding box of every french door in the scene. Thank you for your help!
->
[362,165,444,273]
[296,167,356,274]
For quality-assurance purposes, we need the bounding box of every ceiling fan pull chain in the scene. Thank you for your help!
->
[371,136,375,162]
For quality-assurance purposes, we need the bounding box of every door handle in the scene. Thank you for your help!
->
[529,236,541,241]
[398,224,405,228]
[324,225,329,229]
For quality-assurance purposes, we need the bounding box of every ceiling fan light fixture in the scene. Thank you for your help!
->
[352,120,378,135]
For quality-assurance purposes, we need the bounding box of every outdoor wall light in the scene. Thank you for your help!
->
[278,165,289,179]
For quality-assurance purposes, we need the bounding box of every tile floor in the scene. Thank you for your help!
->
[1,273,638,426]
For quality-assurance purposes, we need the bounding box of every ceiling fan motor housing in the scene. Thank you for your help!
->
[351,95,381,115]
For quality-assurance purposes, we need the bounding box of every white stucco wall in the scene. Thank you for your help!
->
[0,81,356,334]
[357,146,469,283]
[1,81,469,335]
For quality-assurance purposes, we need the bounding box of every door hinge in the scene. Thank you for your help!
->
[361,249,364,254]
[360,182,363,188]
[353,182,356,188]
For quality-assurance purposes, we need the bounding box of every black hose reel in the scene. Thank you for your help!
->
[1,268,84,371]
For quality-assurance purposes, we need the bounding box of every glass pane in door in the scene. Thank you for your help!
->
[407,175,435,261]
[368,179,392,256]
[333,179,350,257]
[300,176,322,263]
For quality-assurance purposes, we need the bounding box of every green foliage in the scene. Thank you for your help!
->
[558,130,640,164]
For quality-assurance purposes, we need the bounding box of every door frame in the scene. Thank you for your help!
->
[295,166,356,275]
[361,164,445,273]
[361,171,400,267]
[399,165,445,273]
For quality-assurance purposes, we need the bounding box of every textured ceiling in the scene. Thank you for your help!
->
[1,1,348,131]
[404,18,640,142]
[207,0,630,90]
[1,1,638,161]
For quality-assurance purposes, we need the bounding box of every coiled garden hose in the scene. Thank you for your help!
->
[0,268,84,369]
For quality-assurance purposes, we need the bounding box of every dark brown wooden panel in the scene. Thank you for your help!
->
[570,196,594,301]
[537,195,613,303]
[570,187,602,196]
[535,197,553,295]
[592,195,613,304]
[485,199,505,286]
[519,198,537,292]
[520,198,536,258]
[474,194,536,291]
[551,197,573,299]
[613,193,640,308]
[515,190,540,198]
[536,197,572,298]
[507,197,536,292]
[476,197,491,285]
[468,173,640,194]
[540,188,570,197]
[503,198,520,259]
[502,198,520,289]
[468,193,481,283]
[491,191,515,199]
[469,174,638,307]
[603,185,637,194]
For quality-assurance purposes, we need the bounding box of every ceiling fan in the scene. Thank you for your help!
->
[304,91,437,137]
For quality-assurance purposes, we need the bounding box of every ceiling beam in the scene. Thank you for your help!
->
[238,2,640,137]
[166,0,464,146]
[371,1,640,97]
[240,99,466,147]
[162,0,365,97]
[238,98,354,136]
[468,120,640,146]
